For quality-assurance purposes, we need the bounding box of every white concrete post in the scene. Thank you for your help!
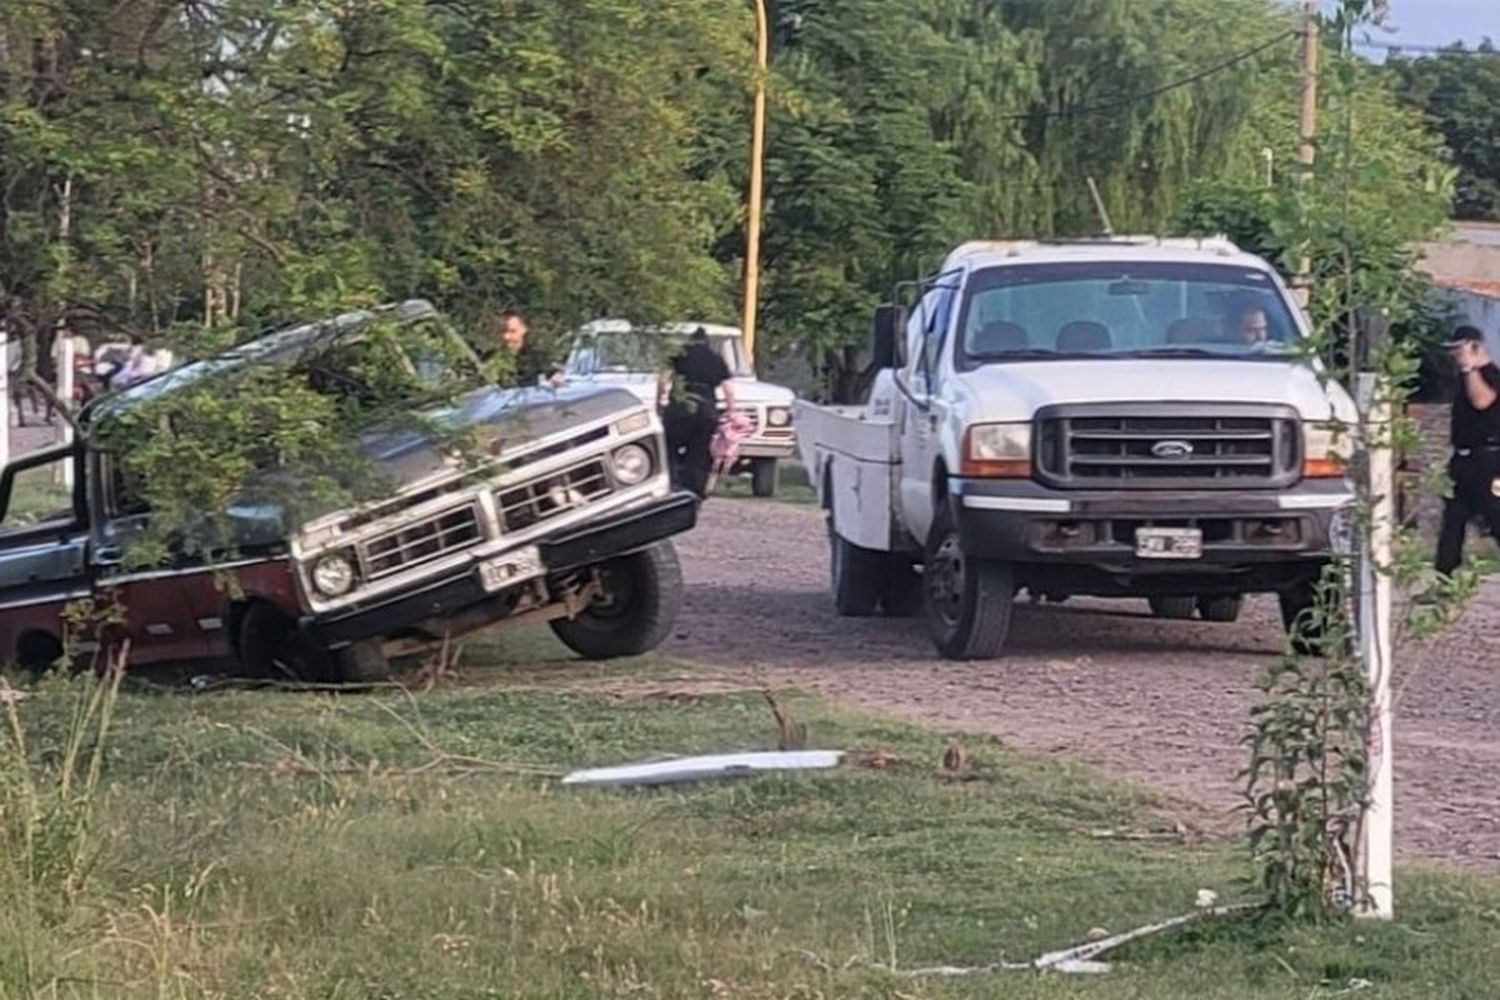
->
[1355,372,1394,920]
[55,334,75,488]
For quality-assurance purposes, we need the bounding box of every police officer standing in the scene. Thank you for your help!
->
[664,327,736,499]
[1436,325,1500,576]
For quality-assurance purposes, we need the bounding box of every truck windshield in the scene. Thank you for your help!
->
[954,262,1303,368]
[299,319,479,408]
[568,331,752,378]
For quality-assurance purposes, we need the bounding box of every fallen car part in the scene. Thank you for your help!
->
[560,750,843,787]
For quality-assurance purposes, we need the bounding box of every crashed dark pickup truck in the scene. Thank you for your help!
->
[0,300,698,680]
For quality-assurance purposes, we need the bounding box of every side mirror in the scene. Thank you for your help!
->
[872,304,906,370]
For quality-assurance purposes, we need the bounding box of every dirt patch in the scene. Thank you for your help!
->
[666,498,1500,870]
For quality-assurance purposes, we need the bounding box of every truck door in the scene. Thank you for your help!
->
[89,456,215,665]
[896,280,958,545]
[0,445,90,668]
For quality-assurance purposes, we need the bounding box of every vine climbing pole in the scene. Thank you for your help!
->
[1355,373,1395,920]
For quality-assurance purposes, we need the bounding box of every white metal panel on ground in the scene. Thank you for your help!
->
[561,750,843,787]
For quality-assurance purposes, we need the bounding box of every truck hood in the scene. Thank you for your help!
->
[357,382,643,487]
[958,360,1355,424]
[231,383,644,540]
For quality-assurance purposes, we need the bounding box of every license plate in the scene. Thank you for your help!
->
[1135,527,1203,560]
[478,546,544,591]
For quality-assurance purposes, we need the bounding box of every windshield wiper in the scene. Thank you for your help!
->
[1115,347,1224,358]
[969,348,1066,360]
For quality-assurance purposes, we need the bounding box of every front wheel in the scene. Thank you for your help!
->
[1197,594,1243,623]
[1277,572,1349,657]
[923,504,1014,660]
[237,603,337,682]
[1148,596,1198,620]
[751,459,779,498]
[550,542,684,659]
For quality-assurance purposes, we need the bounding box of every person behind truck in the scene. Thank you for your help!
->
[1435,325,1500,577]
[664,327,736,499]
[490,309,563,387]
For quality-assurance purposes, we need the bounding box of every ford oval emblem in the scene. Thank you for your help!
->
[1151,439,1194,459]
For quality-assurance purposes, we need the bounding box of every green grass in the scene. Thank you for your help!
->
[3,466,74,526]
[4,639,1500,998]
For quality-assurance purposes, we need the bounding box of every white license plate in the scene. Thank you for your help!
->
[478,546,544,591]
[1135,527,1203,560]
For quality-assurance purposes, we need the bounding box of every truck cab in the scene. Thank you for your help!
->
[563,320,797,496]
[796,237,1356,660]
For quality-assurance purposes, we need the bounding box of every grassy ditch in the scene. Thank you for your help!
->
[1,644,1498,998]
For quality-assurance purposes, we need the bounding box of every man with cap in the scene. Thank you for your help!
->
[1436,325,1500,576]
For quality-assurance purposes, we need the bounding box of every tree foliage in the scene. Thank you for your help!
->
[1388,41,1500,222]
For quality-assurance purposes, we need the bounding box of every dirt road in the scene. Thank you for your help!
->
[668,498,1500,870]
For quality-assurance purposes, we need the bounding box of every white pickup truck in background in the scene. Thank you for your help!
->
[563,320,797,497]
[795,237,1357,660]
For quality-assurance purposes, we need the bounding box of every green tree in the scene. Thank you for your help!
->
[1388,41,1500,222]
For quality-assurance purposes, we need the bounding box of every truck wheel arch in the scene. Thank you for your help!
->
[931,461,950,508]
[16,630,63,672]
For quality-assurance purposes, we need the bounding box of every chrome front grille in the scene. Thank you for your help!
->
[359,503,484,580]
[497,459,614,532]
[1036,404,1300,490]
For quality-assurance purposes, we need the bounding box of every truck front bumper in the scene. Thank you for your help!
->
[736,438,797,460]
[949,477,1352,593]
[302,491,699,649]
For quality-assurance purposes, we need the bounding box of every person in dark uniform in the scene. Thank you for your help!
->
[664,327,736,498]
[1436,325,1500,576]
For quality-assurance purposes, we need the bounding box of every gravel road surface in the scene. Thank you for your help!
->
[668,498,1500,870]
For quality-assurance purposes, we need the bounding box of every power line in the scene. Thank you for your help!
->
[1003,30,1296,121]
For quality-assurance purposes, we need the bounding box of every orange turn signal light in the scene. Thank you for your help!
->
[960,458,1032,478]
[1303,457,1347,478]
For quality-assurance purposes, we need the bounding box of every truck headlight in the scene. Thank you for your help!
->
[962,423,1032,478]
[311,552,356,597]
[1303,420,1348,478]
[767,407,791,427]
[611,444,652,486]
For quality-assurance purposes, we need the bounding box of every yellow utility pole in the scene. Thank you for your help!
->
[741,0,769,363]
[1294,0,1319,300]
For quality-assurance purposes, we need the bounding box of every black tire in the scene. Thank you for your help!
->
[880,557,924,617]
[551,542,684,659]
[16,631,63,672]
[238,603,337,682]
[1277,575,1348,657]
[751,459,778,498]
[829,517,884,616]
[923,503,1014,660]
[1197,594,1244,623]
[336,639,392,683]
[1148,596,1198,620]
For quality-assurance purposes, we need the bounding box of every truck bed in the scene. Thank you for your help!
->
[793,400,901,553]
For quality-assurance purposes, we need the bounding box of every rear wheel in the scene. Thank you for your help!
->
[751,459,779,498]
[1148,596,1198,620]
[1197,594,1244,623]
[924,503,1014,660]
[551,542,684,659]
[828,512,883,617]
[16,631,63,673]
